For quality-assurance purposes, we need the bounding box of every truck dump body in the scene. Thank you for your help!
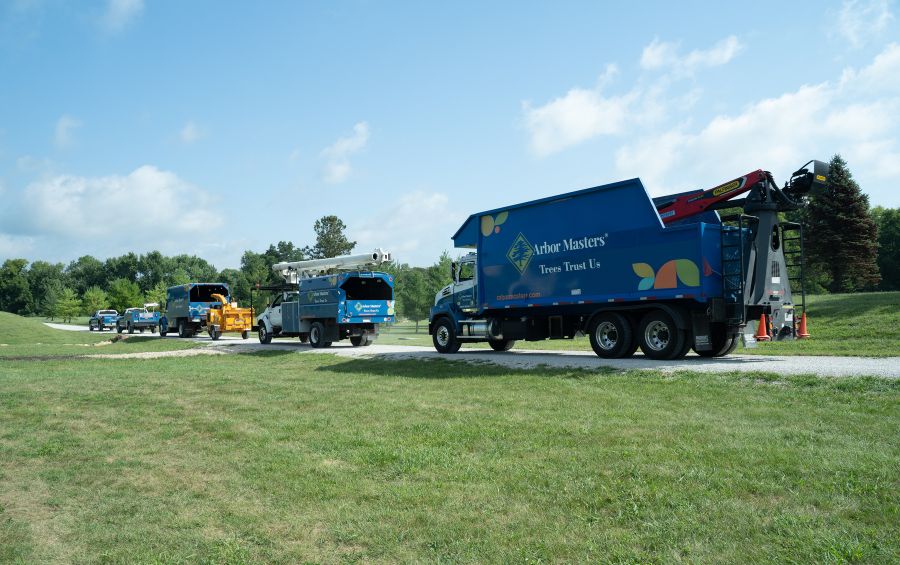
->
[452,179,723,313]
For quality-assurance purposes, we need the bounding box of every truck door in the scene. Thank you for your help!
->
[269,294,285,328]
[454,259,477,312]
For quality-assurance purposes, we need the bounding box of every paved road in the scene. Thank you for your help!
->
[45,323,900,377]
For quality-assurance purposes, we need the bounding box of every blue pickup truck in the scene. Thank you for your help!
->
[160,283,231,338]
[88,310,119,331]
[116,307,160,334]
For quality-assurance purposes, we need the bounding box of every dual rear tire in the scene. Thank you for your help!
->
[590,310,690,360]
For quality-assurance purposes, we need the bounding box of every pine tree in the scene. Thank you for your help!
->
[804,155,881,292]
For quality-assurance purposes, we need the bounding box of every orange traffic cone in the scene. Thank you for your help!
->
[797,312,810,339]
[754,313,771,341]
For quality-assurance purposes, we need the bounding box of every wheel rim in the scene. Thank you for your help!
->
[644,320,671,351]
[595,321,618,350]
[258,327,266,340]
[311,327,320,343]
[436,325,450,347]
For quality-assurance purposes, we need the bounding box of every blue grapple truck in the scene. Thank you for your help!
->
[429,161,829,360]
[256,250,395,347]
[116,306,161,334]
[160,283,231,338]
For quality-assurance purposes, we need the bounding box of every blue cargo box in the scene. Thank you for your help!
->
[282,272,394,333]
[165,283,230,322]
[452,178,723,312]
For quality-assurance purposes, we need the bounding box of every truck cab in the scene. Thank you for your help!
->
[436,253,478,314]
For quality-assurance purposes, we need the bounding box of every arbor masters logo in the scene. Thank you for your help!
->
[507,233,535,274]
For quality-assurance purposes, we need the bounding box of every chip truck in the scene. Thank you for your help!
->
[429,161,829,359]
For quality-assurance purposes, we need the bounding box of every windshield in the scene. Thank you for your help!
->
[100,310,117,315]
[189,284,229,302]
[458,261,475,282]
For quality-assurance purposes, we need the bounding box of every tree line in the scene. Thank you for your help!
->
[0,156,897,324]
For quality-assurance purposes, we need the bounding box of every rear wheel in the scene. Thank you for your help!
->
[350,334,371,347]
[241,330,249,340]
[589,312,634,358]
[178,320,190,338]
[694,326,737,357]
[299,333,309,343]
[309,322,330,348]
[128,323,134,334]
[488,339,515,351]
[208,326,220,340]
[432,318,461,354]
[638,310,685,360]
[116,324,123,334]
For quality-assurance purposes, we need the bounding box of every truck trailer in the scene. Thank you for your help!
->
[429,161,828,359]
[160,283,231,338]
[256,249,396,347]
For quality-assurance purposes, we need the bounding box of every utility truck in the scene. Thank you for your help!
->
[256,249,395,347]
[116,305,160,334]
[429,161,829,359]
[160,283,231,338]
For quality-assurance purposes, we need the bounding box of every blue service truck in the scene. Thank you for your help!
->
[256,250,395,347]
[116,306,160,334]
[88,309,119,331]
[160,283,231,338]
[429,162,828,359]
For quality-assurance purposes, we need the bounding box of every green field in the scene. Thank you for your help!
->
[0,312,198,358]
[0,353,897,563]
[378,292,900,357]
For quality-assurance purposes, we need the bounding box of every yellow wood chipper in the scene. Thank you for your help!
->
[207,293,254,340]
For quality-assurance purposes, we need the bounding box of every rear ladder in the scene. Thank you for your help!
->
[781,222,806,330]
[720,214,758,326]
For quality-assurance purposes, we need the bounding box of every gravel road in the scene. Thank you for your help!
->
[44,323,900,377]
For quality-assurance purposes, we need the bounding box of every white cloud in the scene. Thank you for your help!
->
[22,166,221,239]
[102,0,144,32]
[54,115,81,148]
[179,121,203,143]
[522,65,635,157]
[613,43,900,206]
[321,122,370,183]
[835,0,894,48]
[351,191,464,265]
[522,37,741,157]
[640,35,743,74]
[0,234,35,259]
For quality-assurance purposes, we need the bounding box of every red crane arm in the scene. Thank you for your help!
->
[656,170,769,224]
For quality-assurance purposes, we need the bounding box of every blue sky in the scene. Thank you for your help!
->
[1,0,898,268]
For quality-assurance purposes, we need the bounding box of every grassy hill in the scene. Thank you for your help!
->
[0,312,197,357]
[378,291,900,357]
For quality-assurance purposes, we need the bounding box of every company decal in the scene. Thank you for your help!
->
[506,231,609,275]
[632,259,700,290]
[481,211,509,237]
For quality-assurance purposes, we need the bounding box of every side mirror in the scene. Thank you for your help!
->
[451,262,457,282]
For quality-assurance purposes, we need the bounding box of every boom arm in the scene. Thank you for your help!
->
[655,170,769,224]
[272,248,392,283]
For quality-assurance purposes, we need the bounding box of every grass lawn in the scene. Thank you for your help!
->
[0,352,898,563]
[0,312,199,358]
[378,292,900,357]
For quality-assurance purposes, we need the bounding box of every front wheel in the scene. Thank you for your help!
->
[208,326,220,340]
[241,330,249,340]
[488,339,515,351]
[432,318,461,354]
[258,324,273,344]
[128,323,134,334]
[638,310,685,360]
[116,325,123,334]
